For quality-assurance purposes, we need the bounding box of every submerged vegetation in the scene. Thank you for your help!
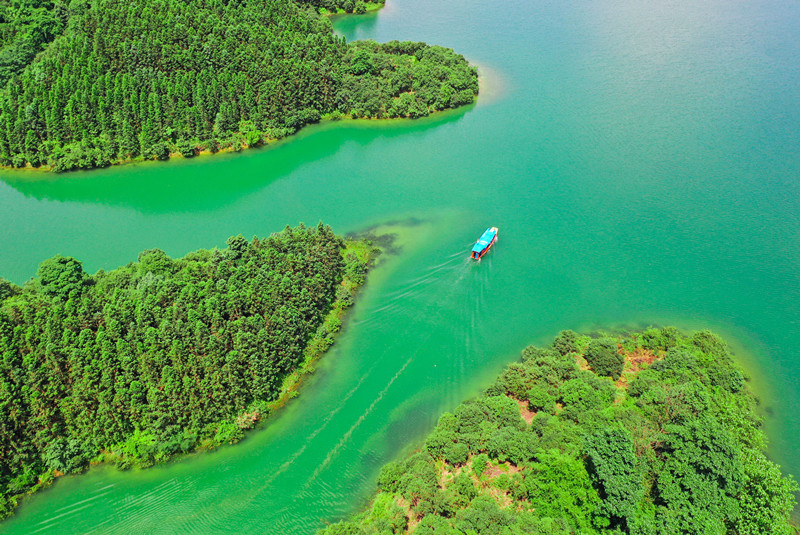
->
[0,224,377,519]
[320,328,797,535]
[0,0,478,171]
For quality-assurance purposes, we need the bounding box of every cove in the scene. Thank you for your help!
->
[1,0,800,532]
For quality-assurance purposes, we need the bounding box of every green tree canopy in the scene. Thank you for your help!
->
[36,254,87,300]
[319,329,797,535]
[585,338,624,380]
[0,0,478,171]
[0,225,375,520]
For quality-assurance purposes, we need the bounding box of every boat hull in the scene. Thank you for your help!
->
[471,227,498,260]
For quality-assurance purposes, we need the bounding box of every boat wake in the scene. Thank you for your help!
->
[259,365,378,489]
[301,356,413,490]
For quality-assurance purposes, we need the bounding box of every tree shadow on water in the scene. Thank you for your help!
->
[0,108,472,214]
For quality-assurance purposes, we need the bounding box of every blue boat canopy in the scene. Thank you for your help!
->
[471,227,497,253]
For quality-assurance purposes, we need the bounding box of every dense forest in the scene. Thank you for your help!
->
[0,0,66,86]
[299,0,384,15]
[0,0,478,171]
[321,329,798,535]
[0,224,376,519]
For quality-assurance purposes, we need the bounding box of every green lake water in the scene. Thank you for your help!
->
[1,0,799,531]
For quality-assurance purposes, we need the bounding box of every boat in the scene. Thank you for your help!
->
[471,227,498,260]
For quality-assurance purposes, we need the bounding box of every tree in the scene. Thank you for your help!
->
[0,278,18,301]
[137,249,173,276]
[444,442,469,467]
[736,451,799,535]
[1,1,477,171]
[0,226,375,520]
[583,426,642,529]
[36,254,88,300]
[322,329,797,535]
[486,426,534,464]
[553,329,579,355]
[654,417,745,533]
[525,449,599,531]
[585,338,624,380]
[454,495,513,535]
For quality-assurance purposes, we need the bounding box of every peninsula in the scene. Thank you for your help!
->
[0,224,377,519]
[0,0,478,171]
[320,329,798,535]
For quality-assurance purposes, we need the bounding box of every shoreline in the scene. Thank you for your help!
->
[323,0,385,17]
[5,237,381,519]
[0,5,483,177]
[0,103,478,178]
[319,328,799,534]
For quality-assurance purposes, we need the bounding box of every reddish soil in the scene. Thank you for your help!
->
[516,399,537,425]
[484,463,521,478]
[615,345,662,389]
[622,345,660,371]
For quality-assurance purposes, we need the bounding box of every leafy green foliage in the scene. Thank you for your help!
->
[341,40,478,120]
[737,450,799,535]
[553,329,579,355]
[585,338,624,380]
[319,329,797,535]
[525,449,599,530]
[35,253,87,300]
[0,277,19,301]
[584,427,642,529]
[0,0,477,171]
[299,0,383,15]
[0,224,373,519]
[0,0,68,86]
[454,495,512,535]
[640,326,679,352]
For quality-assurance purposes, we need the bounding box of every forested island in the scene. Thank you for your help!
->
[0,224,376,519]
[0,0,478,171]
[321,329,798,535]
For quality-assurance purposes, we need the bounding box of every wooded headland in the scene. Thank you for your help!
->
[0,224,378,519]
[0,0,478,171]
[320,328,798,535]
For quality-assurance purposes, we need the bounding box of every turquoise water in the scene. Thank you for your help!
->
[1,0,799,531]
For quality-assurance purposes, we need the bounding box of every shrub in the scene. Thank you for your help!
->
[471,453,489,477]
[585,339,624,380]
[553,330,579,355]
[178,139,198,157]
[455,495,513,535]
[521,345,555,363]
[377,460,404,492]
[0,278,18,301]
[641,326,679,351]
[445,442,469,466]
[487,426,535,464]
[527,385,556,414]
[584,427,642,527]
[37,255,88,301]
[691,330,729,360]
